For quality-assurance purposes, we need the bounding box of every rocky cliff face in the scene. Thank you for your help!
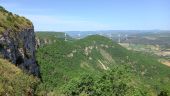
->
[0,6,40,77]
[35,38,53,48]
[0,27,40,77]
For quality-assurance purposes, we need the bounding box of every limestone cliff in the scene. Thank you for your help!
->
[0,6,40,77]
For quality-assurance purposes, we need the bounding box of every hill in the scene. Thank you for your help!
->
[36,34,170,95]
[35,31,73,46]
[36,31,66,40]
[0,59,39,95]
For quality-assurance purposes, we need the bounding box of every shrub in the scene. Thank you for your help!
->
[62,66,147,96]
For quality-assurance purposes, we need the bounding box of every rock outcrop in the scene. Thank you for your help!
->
[0,6,40,77]
[0,28,40,77]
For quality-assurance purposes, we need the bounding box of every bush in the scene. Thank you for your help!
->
[62,67,147,96]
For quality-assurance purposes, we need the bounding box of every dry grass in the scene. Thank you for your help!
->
[0,58,39,95]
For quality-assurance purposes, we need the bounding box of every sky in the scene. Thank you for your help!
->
[0,0,170,31]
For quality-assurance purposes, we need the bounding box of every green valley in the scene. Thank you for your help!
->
[35,33,170,96]
[1,3,170,96]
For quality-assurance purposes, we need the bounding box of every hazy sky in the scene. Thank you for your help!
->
[1,0,170,31]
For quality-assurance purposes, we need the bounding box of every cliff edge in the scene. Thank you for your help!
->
[0,6,40,77]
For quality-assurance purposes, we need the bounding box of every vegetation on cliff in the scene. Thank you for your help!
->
[0,6,40,95]
[0,6,32,33]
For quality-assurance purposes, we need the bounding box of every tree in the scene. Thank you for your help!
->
[62,67,147,96]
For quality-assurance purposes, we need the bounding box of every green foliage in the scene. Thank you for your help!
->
[36,31,67,39]
[158,90,168,96]
[36,33,170,95]
[62,66,147,96]
[0,6,7,13]
[35,31,74,46]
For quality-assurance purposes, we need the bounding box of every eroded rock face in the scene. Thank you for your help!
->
[35,38,54,48]
[0,27,40,77]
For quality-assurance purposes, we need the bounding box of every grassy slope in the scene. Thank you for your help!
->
[0,58,39,95]
[36,34,170,95]
[0,6,32,33]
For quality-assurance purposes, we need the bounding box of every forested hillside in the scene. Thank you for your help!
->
[35,31,73,47]
[36,34,170,95]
